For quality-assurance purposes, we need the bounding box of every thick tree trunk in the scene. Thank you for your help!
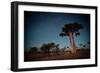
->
[68,31,76,53]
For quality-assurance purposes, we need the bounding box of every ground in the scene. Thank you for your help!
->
[24,49,90,62]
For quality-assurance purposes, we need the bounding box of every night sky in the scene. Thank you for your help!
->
[24,11,90,51]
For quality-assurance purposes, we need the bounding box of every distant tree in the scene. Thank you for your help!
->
[54,44,60,55]
[40,44,49,53]
[29,47,38,53]
[79,43,83,48]
[87,41,90,48]
[59,22,83,53]
[83,45,86,48]
[40,42,57,56]
[62,46,67,54]
[63,46,67,51]
[67,46,69,48]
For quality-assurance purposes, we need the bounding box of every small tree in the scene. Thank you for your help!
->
[54,44,60,55]
[29,47,38,53]
[79,43,83,49]
[83,45,86,48]
[40,42,56,56]
[87,42,90,48]
[67,46,69,48]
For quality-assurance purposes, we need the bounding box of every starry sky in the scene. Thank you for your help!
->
[24,11,90,51]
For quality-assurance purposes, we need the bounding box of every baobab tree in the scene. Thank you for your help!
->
[59,22,83,53]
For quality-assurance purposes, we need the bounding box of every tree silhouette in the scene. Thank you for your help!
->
[29,47,38,53]
[62,46,67,54]
[67,46,69,48]
[40,42,56,56]
[59,22,83,53]
[87,41,90,48]
[83,45,86,48]
[54,44,60,55]
[79,43,83,48]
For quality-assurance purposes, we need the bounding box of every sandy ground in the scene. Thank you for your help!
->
[24,49,90,62]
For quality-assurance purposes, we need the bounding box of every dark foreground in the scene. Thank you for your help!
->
[24,49,90,62]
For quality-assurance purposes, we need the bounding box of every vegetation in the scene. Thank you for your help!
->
[29,47,39,53]
[24,42,90,62]
[24,22,90,62]
[59,22,83,53]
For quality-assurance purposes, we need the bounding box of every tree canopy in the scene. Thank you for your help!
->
[59,22,83,37]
